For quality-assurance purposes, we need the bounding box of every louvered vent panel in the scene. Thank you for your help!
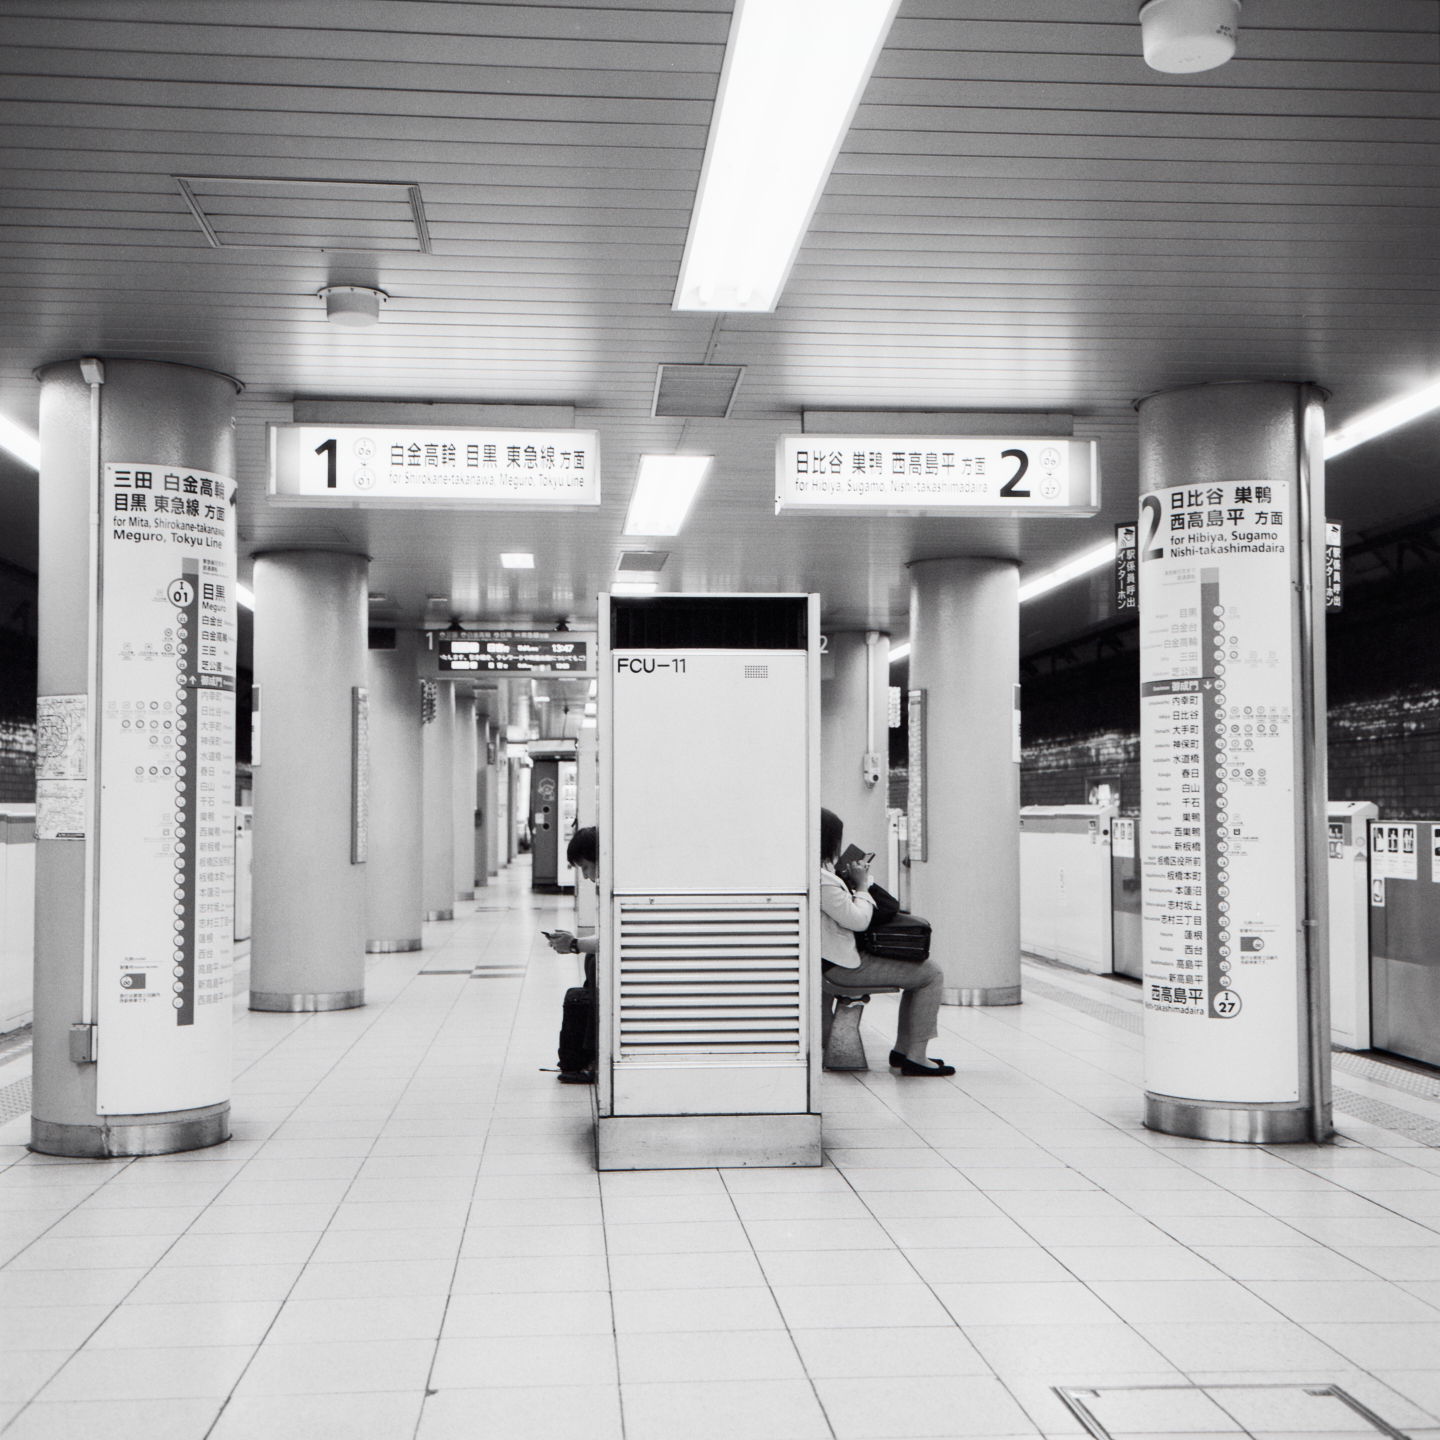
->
[617,898,803,1060]
[651,364,746,419]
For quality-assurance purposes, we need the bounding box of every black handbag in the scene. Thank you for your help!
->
[857,884,932,963]
[865,882,901,928]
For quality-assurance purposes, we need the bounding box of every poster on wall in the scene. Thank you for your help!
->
[1138,480,1301,1104]
[96,463,236,1115]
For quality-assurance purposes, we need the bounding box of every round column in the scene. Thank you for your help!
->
[907,558,1021,1005]
[1137,380,1330,1144]
[422,680,455,920]
[32,358,240,1157]
[365,629,423,952]
[250,551,368,1011]
[453,689,478,902]
[820,631,891,890]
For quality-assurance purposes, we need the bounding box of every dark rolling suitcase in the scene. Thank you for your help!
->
[557,985,597,1080]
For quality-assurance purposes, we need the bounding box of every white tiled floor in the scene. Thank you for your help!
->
[5,862,1440,1439]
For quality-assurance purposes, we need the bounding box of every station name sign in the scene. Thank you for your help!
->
[438,632,591,676]
[775,435,1099,517]
[269,423,600,507]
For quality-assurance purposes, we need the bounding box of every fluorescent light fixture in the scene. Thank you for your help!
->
[623,455,712,536]
[1325,378,1440,460]
[500,553,534,569]
[674,0,902,312]
[0,415,40,469]
[584,702,597,716]
[237,584,255,610]
[533,695,549,705]
[612,580,660,596]
[888,642,910,663]
[1018,539,1118,605]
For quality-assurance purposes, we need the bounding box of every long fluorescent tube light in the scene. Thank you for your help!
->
[1325,378,1440,460]
[1018,539,1118,605]
[0,415,40,469]
[673,0,902,312]
[237,584,255,610]
[888,642,910,663]
[612,580,660,596]
[500,553,534,569]
[623,455,712,536]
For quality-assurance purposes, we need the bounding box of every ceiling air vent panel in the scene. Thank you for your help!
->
[652,364,745,420]
[175,176,431,253]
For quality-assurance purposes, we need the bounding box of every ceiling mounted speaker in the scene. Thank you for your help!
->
[319,285,387,328]
[1139,0,1240,73]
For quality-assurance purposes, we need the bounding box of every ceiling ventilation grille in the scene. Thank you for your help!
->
[616,898,803,1060]
[175,176,431,253]
[616,551,669,572]
[652,364,745,419]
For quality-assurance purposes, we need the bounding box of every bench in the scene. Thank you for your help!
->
[820,975,901,1072]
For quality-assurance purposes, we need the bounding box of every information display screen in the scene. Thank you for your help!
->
[438,633,590,675]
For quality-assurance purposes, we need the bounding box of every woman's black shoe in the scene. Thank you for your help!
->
[895,1056,955,1077]
[890,1050,947,1069]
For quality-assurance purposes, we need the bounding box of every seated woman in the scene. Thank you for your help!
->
[820,807,954,1077]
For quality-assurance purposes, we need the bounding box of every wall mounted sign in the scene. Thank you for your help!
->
[438,633,592,676]
[775,436,1099,516]
[269,423,600,507]
[1325,521,1343,613]
[907,688,927,862]
[96,462,236,1114]
[1138,480,1301,1104]
[1115,522,1138,610]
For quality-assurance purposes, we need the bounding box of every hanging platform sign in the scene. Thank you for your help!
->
[1138,480,1302,1105]
[774,436,1099,516]
[268,423,600,507]
[96,462,237,1115]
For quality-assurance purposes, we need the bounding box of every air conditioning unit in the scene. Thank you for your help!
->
[596,594,822,1169]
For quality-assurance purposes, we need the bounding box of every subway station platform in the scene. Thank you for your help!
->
[4,861,1440,1440]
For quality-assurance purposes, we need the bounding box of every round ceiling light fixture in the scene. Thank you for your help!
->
[317,284,388,328]
[1138,0,1240,73]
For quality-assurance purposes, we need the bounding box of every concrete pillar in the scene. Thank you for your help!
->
[1137,381,1330,1144]
[251,550,368,1011]
[453,690,477,901]
[31,357,240,1157]
[820,630,891,891]
[422,680,455,920]
[365,629,423,952]
[907,558,1021,1006]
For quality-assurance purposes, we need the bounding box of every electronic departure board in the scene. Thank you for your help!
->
[438,633,590,675]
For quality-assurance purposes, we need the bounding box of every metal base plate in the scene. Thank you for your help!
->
[943,984,1021,1006]
[250,988,365,1013]
[31,1103,230,1158]
[365,938,422,953]
[1145,1091,1316,1144]
[424,909,454,922]
[596,1112,822,1170]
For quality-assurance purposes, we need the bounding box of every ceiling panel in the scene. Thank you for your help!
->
[0,0,1434,643]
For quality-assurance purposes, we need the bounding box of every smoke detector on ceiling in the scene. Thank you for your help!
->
[1138,0,1240,73]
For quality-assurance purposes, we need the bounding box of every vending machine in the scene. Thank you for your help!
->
[596,594,822,1169]
[529,740,578,892]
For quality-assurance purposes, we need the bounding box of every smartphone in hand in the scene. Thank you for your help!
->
[837,843,873,871]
